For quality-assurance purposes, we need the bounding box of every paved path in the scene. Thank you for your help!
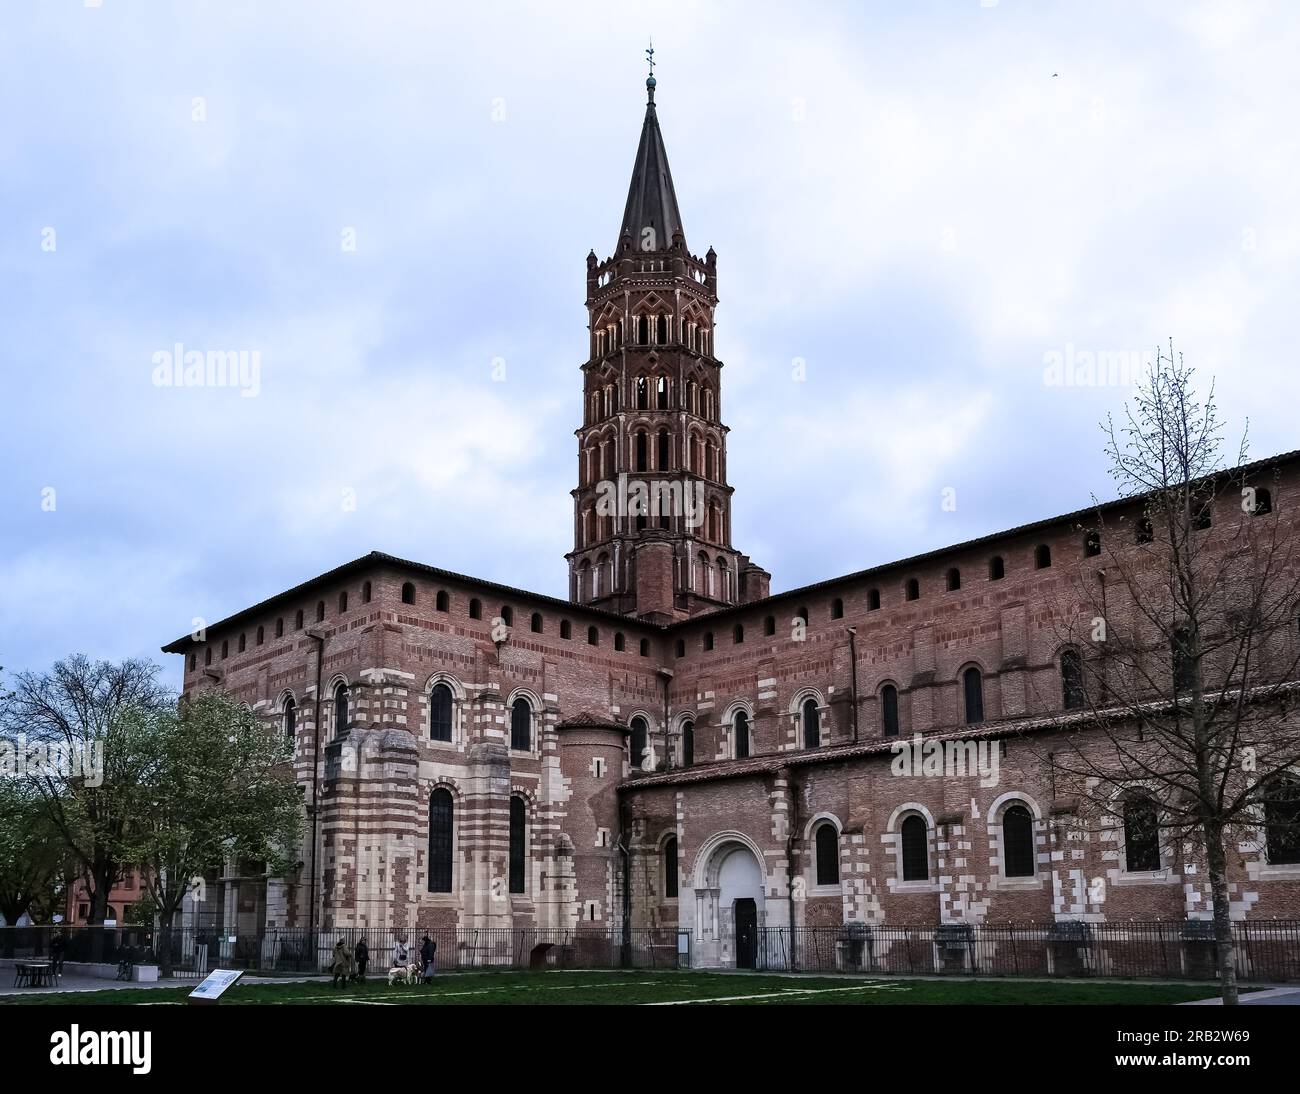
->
[1181,987,1300,1005]
[0,972,328,997]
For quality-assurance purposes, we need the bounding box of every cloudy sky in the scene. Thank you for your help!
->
[3,0,1298,690]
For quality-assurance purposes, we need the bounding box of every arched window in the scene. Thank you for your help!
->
[1123,794,1161,871]
[1264,777,1300,865]
[831,598,844,619]
[510,698,532,751]
[989,556,1005,580]
[333,682,349,737]
[946,568,961,591]
[1002,804,1035,877]
[295,609,304,630]
[362,581,372,603]
[275,618,284,638]
[795,606,809,627]
[1083,530,1101,556]
[530,612,543,633]
[733,624,744,645]
[636,431,648,472]
[1136,516,1154,543]
[963,667,984,725]
[1172,627,1195,692]
[238,633,246,653]
[501,606,513,627]
[428,788,454,893]
[733,710,750,759]
[221,640,228,659]
[639,638,649,657]
[614,632,626,652]
[429,683,453,742]
[508,796,526,894]
[256,625,264,646]
[316,600,325,622]
[189,653,196,672]
[901,815,928,881]
[1251,487,1273,516]
[401,582,415,605]
[868,588,881,610]
[703,632,714,651]
[663,836,679,897]
[681,720,694,766]
[814,823,840,886]
[881,685,899,738]
[282,695,296,743]
[338,591,348,614]
[802,698,820,749]
[636,374,648,408]
[630,715,648,770]
[675,639,685,657]
[764,615,776,636]
[1034,544,1052,569]
[588,626,599,646]
[436,590,449,612]
[560,620,572,640]
[905,578,919,601]
[205,647,212,666]
[1061,650,1085,710]
[469,598,482,620]
[657,429,670,470]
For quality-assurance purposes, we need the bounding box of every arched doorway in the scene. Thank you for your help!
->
[691,836,767,968]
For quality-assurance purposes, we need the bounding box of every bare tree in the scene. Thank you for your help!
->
[1,656,173,925]
[1042,343,1300,1004]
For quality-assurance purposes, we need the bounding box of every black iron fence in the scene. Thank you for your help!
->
[756,921,1300,982]
[0,925,690,979]
[7,921,1298,982]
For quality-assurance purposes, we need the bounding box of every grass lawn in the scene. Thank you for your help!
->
[0,970,1221,1006]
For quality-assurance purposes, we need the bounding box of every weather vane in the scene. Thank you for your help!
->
[646,39,655,77]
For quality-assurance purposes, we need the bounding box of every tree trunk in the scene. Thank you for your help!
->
[1204,821,1239,1005]
[157,906,176,978]
[87,860,119,964]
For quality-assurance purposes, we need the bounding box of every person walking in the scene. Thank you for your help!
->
[393,936,409,970]
[331,939,350,988]
[49,931,66,976]
[420,934,436,984]
[354,937,369,983]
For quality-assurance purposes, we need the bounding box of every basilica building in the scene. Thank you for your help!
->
[164,71,1300,968]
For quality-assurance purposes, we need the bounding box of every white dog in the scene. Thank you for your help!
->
[387,962,420,986]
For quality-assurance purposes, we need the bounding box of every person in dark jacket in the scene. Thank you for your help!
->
[354,937,369,983]
[50,932,66,975]
[420,934,436,983]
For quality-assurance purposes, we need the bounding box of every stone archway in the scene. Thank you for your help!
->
[689,834,767,968]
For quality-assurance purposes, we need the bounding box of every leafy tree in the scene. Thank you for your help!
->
[123,691,301,974]
[0,656,171,925]
[0,778,69,929]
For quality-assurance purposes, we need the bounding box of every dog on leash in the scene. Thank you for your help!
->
[387,962,421,987]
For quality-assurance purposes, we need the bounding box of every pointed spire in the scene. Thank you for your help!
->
[617,45,684,254]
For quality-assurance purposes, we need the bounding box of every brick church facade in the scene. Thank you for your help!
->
[163,72,1300,966]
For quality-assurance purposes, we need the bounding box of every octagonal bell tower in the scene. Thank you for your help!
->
[565,62,768,622]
